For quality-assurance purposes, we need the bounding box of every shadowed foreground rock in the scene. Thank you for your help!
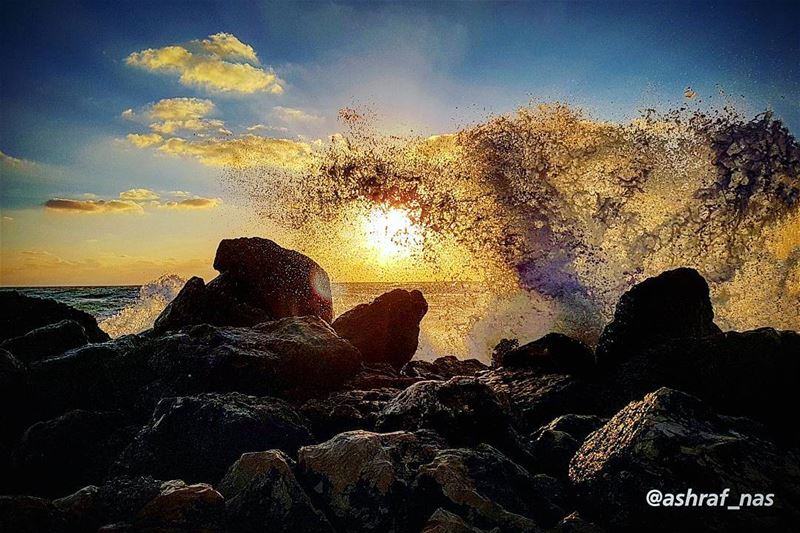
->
[569,388,800,532]
[133,481,224,532]
[402,356,488,380]
[492,333,593,375]
[333,288,428,369]
[1,320,90,363]
[0,291,110,343]
[155,237,333,332]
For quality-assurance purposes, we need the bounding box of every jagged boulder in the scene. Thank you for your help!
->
[333,289,428,369]
[11,410,137,497]
[300,388,400,441]
[550,512,604,533]
[297,430,445,532]
[0,291,109,343]
[421,508,494,533]
[219,451,334,533]
[569,388,800,532]
[492,333,594,375]
[595,268,721,367]
[133,481,224,532]
[1,319,90,363]
[413,444,566,531]
[0,495,67,533]
[528,415,607,479]
[155,237,333,332]
[402,356,489,380]
[115,392,314,484]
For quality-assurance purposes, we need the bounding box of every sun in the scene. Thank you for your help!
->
[363,206,423,261]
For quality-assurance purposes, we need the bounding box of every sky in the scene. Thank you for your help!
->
[1,0,798,285]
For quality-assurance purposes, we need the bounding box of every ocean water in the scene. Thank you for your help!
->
[9,279,519,362]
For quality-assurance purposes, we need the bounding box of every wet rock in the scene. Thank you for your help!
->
[1,320,89,363]
[155,237,333,331]
[549,512,604,533]
[569,387,800,532]
[0,291,109,343]
[413,444,566,531]
[528,415,607,479]
[11,410,137,497]
[402,356,489,380]
[0,495,67,533]
[115,392,314,484]
[298,429,445,532]
[595,268,721,367]
[133,481,224,532]
[492,333,593,375]
[300,388,399,441]
[219,450,334,533]
[333,289,428,369]
[421,508,495,533]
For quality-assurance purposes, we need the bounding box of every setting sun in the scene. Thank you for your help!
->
[363,206,423,261]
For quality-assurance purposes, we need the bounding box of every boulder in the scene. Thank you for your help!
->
[11,410,137,497]
[0,349,27,489]
[421,508,494,533]
[133,481,224,532]
[1,319,89,363]
[595,268,721,367]
[154,237,333,332]
[550,512,604,533]
[528,415,607,479]
[300,387,400,441]
[0,495,67,533]
[492,333,594,375]
[115,392,314,484]
[413,444,566,531]
[345,362,421,390]
[219,450,334,533]
[402,356,489,380]
[333,289,428,369]
[569,388,800,532]
[298,430,445,532]
[0,291,109,343]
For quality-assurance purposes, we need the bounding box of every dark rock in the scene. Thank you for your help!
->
[0,495,67,533]
[345,362,421,390]
[155,237,333,331]
[1,320,89,363]
[0,291,109,343]
[493,333,594,375]
[333,288,428,369]
[297,429,445,532]
[536,415,607,443]
[402,356,489,380]
[115,392,314,484]
[421,508,494,533]
[528,415,607,479]
[549,512,604,533]
[413,444,566,531]
[595,268,721,367]
[219,450,334,533]
[300,387,399,441]
[133,480,224,532]
[0,349,27,489]
[569,387,800,532]
[11,410,137,497]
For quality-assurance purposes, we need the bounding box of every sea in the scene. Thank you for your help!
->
[8,280,544,362]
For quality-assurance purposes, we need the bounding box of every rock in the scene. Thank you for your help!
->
[595,268,721,367]
[536,415,607,443]
[528,415,607,479]
[492,333,594,375]
[133,481,224,532]
[297,430,445,532]
[376,377,531,465]
[333,289,428,369]
[549,512,604,533]
[0,349,27,489]
[11,410,137,497]
[413,444,566,531]
[569,388,800,532]
[219,450,334,533]
[0,495,67,533]
[402,356,489,380]
[300,388,399,441]
[345,362,421,390]
[1,320,90,363]
[154,238,333,332]
[53,476,163,532]
[0,291,109,343]
[115,392,314,484]
[421,508,494,533]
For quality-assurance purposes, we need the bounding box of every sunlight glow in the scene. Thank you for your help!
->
[363,206,423,261]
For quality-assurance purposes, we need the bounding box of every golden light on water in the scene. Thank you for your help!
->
[363,206,423,262]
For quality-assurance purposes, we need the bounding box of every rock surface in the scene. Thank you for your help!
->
[1,319,90,363]
[492,333,594,375]
[333,288,428,369]
[402,356,489,380]
[133,481,224,532]
[0,291,109,343]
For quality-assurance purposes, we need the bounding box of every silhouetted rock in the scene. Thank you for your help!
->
[133,481,224,532]
[155,238,333,332]
[528,415,606,479]
[402,356,489,380]
[421,508,493,533]
[0,348,27,489]
[11,409,137,497]
[0,495,67,533]
[219,450,334,533]
[492,333,594,375]
[1,320,89,363]
[595,268,721,367]
[300,387,399,441]
[413,444,566,531]
[344,362,421,390]
[298,430,445,532]
[333,288,428,369]
[115,392,314,484]
[0,291,109,343]
[569,388,800,532]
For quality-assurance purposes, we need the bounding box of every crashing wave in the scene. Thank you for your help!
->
[100,274,186,337]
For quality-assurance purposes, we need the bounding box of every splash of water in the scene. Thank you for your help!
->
[229,103,800,347]
[100,274,186,337]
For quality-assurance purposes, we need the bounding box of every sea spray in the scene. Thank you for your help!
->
[100,274,186,337]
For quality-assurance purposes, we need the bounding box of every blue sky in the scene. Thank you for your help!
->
[1,0,798,284]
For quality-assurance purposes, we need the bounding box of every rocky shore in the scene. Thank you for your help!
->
[1,237,798,532]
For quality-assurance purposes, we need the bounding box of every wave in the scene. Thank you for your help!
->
[99,274,186,337]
